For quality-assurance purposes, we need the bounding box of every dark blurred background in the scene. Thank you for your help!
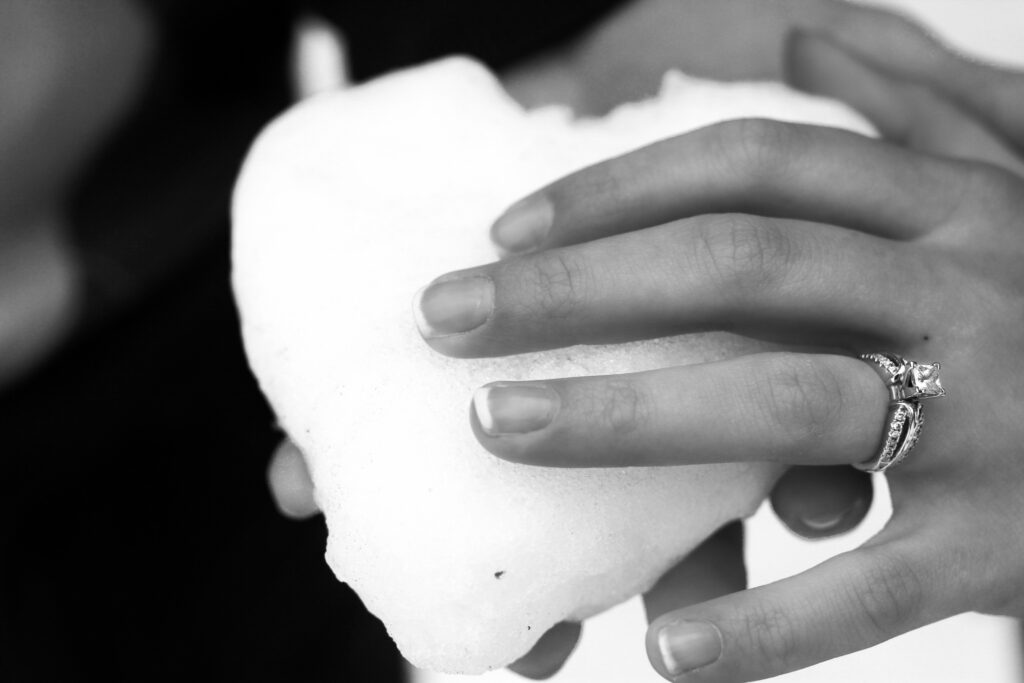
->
[0,2,626,680]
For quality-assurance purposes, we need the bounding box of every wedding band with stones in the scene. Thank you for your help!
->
[855,400,924,473]
[856,353,944,474]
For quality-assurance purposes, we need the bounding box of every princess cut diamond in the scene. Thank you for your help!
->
[910,363,945,399]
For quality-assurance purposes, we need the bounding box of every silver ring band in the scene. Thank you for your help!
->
[854,400,924,473]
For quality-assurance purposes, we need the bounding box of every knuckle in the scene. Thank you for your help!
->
[692,215,794,300]
[740,601,800,671]
[577,378,649,439]
[849,547,926,637]
[517,249,590,322]
[715,118,799,185]
[756,356,847,449]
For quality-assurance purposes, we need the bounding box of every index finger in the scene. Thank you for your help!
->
[489,120,966,255]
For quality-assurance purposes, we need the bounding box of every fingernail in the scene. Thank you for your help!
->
[657,621,722,676]
[491,195,553,254]
[414,276,494,337]
[473,383,559,436]
[799,509,847,532]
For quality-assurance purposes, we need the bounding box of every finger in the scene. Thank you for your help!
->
[644,523,747,625]
[267,439,319,519]
[471,352,887,468]
[490,119,969,254]
[810,1,1024,147]
[512,525,745,680]
[770,466,873,539]
[786,31,1024,176]
[418,215,930,359]
[507,621,581,680]
[645,534,959,682]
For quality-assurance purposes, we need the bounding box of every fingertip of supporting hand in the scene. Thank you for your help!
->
[771,466,873,540]
[267,440,319,519]
[508,621,582,680]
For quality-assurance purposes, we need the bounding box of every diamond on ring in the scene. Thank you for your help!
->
[909,362,944,399]
[861,353,946,403]
[857,353,944,474]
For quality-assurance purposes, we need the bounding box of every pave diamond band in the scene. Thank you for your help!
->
[856,353,943,474]
[854,400,924,473]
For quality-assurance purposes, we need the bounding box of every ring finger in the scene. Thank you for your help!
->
[470,352,888,468]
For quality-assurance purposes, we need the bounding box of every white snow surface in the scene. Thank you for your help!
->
[232,58,873,673]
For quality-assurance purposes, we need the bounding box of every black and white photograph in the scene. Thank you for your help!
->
[2,1,1024,681]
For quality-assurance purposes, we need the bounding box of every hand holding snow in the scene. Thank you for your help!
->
[232,58,872,673]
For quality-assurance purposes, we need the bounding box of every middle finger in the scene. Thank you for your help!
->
[415,215,931,358]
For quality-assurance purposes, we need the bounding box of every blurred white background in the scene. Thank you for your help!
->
[294,2,1024,681]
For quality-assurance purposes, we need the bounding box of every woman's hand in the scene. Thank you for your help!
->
[412,28,1024,683]
[269,1,1024,678]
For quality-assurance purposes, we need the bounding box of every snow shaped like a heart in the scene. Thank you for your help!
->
[232,58,873,673]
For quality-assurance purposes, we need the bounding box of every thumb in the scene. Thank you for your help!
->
[644,533,958,681]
